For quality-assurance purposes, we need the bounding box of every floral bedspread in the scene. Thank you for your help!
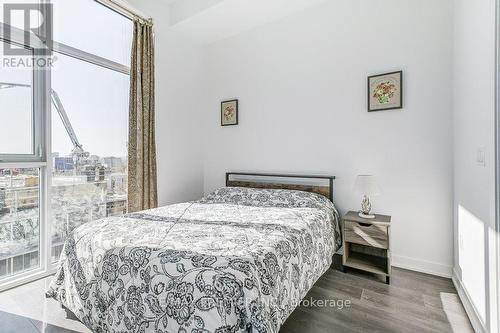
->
[47,187,341,333]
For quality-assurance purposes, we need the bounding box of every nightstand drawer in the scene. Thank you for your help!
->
[344,221,388,249]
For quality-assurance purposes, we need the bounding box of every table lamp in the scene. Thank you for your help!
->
[354,175,381,219]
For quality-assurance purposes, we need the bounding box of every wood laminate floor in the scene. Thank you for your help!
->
[281,267,473,333]
[0,267,473,333]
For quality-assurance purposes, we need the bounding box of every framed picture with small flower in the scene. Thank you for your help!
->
[368,71,403,112]
[221,99,239,126]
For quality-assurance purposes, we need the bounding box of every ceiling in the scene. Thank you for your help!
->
[166,0,327,45]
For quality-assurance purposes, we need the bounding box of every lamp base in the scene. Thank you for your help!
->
[358,212,376,219]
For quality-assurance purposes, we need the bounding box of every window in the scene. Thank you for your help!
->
[0,168,40,279]
[52,0,133,65]
[0,41,42,159]
[50,53,129,261]
[0,0,132,288]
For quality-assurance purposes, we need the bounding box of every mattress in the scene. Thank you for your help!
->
[46,187,342,333]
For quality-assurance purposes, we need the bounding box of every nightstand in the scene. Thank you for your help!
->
[342,211,392,284]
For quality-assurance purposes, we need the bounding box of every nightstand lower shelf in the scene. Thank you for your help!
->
[343,251,388,276]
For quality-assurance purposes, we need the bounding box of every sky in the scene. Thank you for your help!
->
[0,0,132,158]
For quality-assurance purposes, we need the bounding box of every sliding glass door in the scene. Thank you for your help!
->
[0,0,132,289]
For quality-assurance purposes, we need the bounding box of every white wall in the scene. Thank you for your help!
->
[453,0,498,331]
[202,0,454,277]
[125,0,205,205]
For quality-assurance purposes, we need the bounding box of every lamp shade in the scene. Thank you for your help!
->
[354,175,381,196]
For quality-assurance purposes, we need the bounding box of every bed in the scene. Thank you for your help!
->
[46,173,342,333]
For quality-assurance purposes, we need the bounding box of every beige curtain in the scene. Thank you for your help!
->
[128,19,157,213]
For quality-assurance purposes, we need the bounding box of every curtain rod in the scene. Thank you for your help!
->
[94,0,152,24]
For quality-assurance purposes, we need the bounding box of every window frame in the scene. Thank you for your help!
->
[0,31,47,163]
[0,0,132,291]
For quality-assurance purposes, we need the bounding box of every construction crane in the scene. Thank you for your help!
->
[49,89,91,171]
[0,82,95,174]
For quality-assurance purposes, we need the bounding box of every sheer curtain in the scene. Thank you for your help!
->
[127,19,157,212]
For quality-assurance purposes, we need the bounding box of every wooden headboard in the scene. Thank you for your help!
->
[225,172,336,202]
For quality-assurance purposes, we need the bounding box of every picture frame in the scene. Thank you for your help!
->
[221,99,239,126]
[367,71,403,112]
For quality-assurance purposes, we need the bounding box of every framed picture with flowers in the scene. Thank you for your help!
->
[368,71,403,112]
[221,99,239,126]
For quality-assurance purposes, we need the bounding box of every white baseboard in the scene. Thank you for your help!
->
[452,268,486,333]
[391,254,453,278]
